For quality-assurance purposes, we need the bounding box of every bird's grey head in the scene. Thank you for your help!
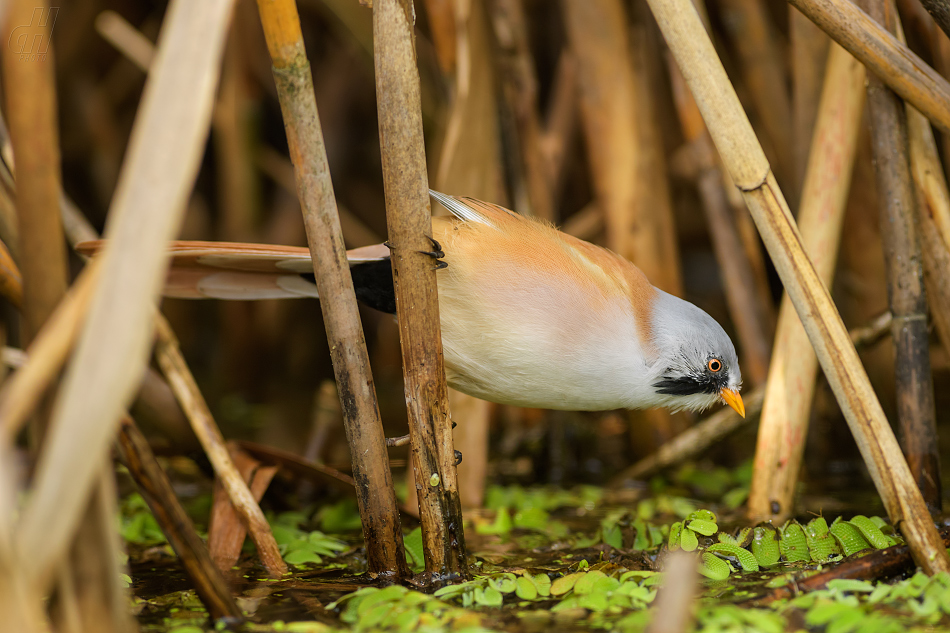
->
[648,291,744,416]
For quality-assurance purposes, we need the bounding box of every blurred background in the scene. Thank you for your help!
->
[39,0,950,508]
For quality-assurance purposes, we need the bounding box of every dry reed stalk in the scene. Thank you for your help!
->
[646,0,950,572]
[422,0,457,74]
[907,102,950,361]
[791,11,830,193]
[666,58,773,386]
[434,1,505,204]
[865,0,940,514]
[747,43,866,523]
[565,0,680,293]
[94,10,155,72]
[0,258,100,444]
[15,0,239,588]
[153,316,287,577]
[207,444,278,571]
[116,417,242,621]
[374,0,467,579]
[53,470,135,633]
[256,0,407,577]
[3,0,69,345]
[717,0,795,191]
[490,0,555,221]
[787,0,950,134]
[540,53,578,202]
[647,551,698,633]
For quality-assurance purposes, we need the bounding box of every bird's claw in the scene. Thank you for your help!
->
[454,450,463,466]
[419,236,447,270]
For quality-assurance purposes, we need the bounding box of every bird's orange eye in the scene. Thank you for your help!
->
[707,358,722,373]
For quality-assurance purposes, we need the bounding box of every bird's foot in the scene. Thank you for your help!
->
[454,450,463,466]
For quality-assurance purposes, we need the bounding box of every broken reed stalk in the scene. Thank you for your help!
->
[0,258,101,443]
[717,0,795,193]
[255,0,407,577]
[865,0,940,514]
[374,0,467,580]
[3,0,69,346]
[646,0,950,573]
[666,60,773,386]
[620,312,893,481]
[786,0,950,135]
[14,0,239,588]
[116,417,242,622]
[207,444,278,571]
[907,101,950,361]
[747,43,866,524]
[153,317,286,577]
[490,0,556,222]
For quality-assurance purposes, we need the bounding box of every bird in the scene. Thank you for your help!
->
[79,191,744,417]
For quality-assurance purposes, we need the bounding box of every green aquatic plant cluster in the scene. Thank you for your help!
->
[668,511,900,580]
[268,510,349,566]
[778,572,950,633]
[327,585,492,633]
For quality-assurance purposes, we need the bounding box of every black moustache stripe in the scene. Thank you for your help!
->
[652,375,720,396]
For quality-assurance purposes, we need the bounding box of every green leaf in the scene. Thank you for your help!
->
[475,508,512,535]
[780,521,810,562]
[404,527,425,573]
[284,549,322,565]
[488,573,517,594]
[705,543,759,572]
[573,570,607,595]
[687,519,718,536]
[849,516,895,549]
[668,521,683,551]
[474,586,503,607]
[515,576,537,600]
[827,579,875,593]
[687,509,717,523]
[602,524,623,550]
[698,551,731,580]
[551,572,584,596]
[680,526,699,552]
[513,507,550,531]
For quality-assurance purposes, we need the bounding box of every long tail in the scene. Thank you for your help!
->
[75,240,396,312]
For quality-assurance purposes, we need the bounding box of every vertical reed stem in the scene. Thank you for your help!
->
[255,0,408,577]
[865,0,941,513]
[374,0,467,580]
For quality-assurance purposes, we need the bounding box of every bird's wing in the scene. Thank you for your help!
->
[74,240,391,300]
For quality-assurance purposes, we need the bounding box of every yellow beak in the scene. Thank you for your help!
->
[719,388,745,418]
